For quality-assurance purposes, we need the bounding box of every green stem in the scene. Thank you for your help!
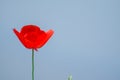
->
[32,49,34,80]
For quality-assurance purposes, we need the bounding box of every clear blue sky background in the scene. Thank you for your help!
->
[0,0,120,80]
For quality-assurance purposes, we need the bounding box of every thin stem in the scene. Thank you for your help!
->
[32,49,34,80]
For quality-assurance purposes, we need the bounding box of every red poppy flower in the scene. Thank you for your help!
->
[13,25,54,50]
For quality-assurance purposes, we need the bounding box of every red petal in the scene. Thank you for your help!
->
[37,29,54,48]
[21,25,40,35]
[13,28,31,49]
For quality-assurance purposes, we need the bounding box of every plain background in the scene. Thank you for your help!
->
[0,0,120,80]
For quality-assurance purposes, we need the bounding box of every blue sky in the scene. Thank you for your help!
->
[0,0,120,80]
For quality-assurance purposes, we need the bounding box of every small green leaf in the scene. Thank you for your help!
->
[68,75,72,80]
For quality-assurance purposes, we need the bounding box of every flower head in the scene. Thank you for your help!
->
[13,25,54,50]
